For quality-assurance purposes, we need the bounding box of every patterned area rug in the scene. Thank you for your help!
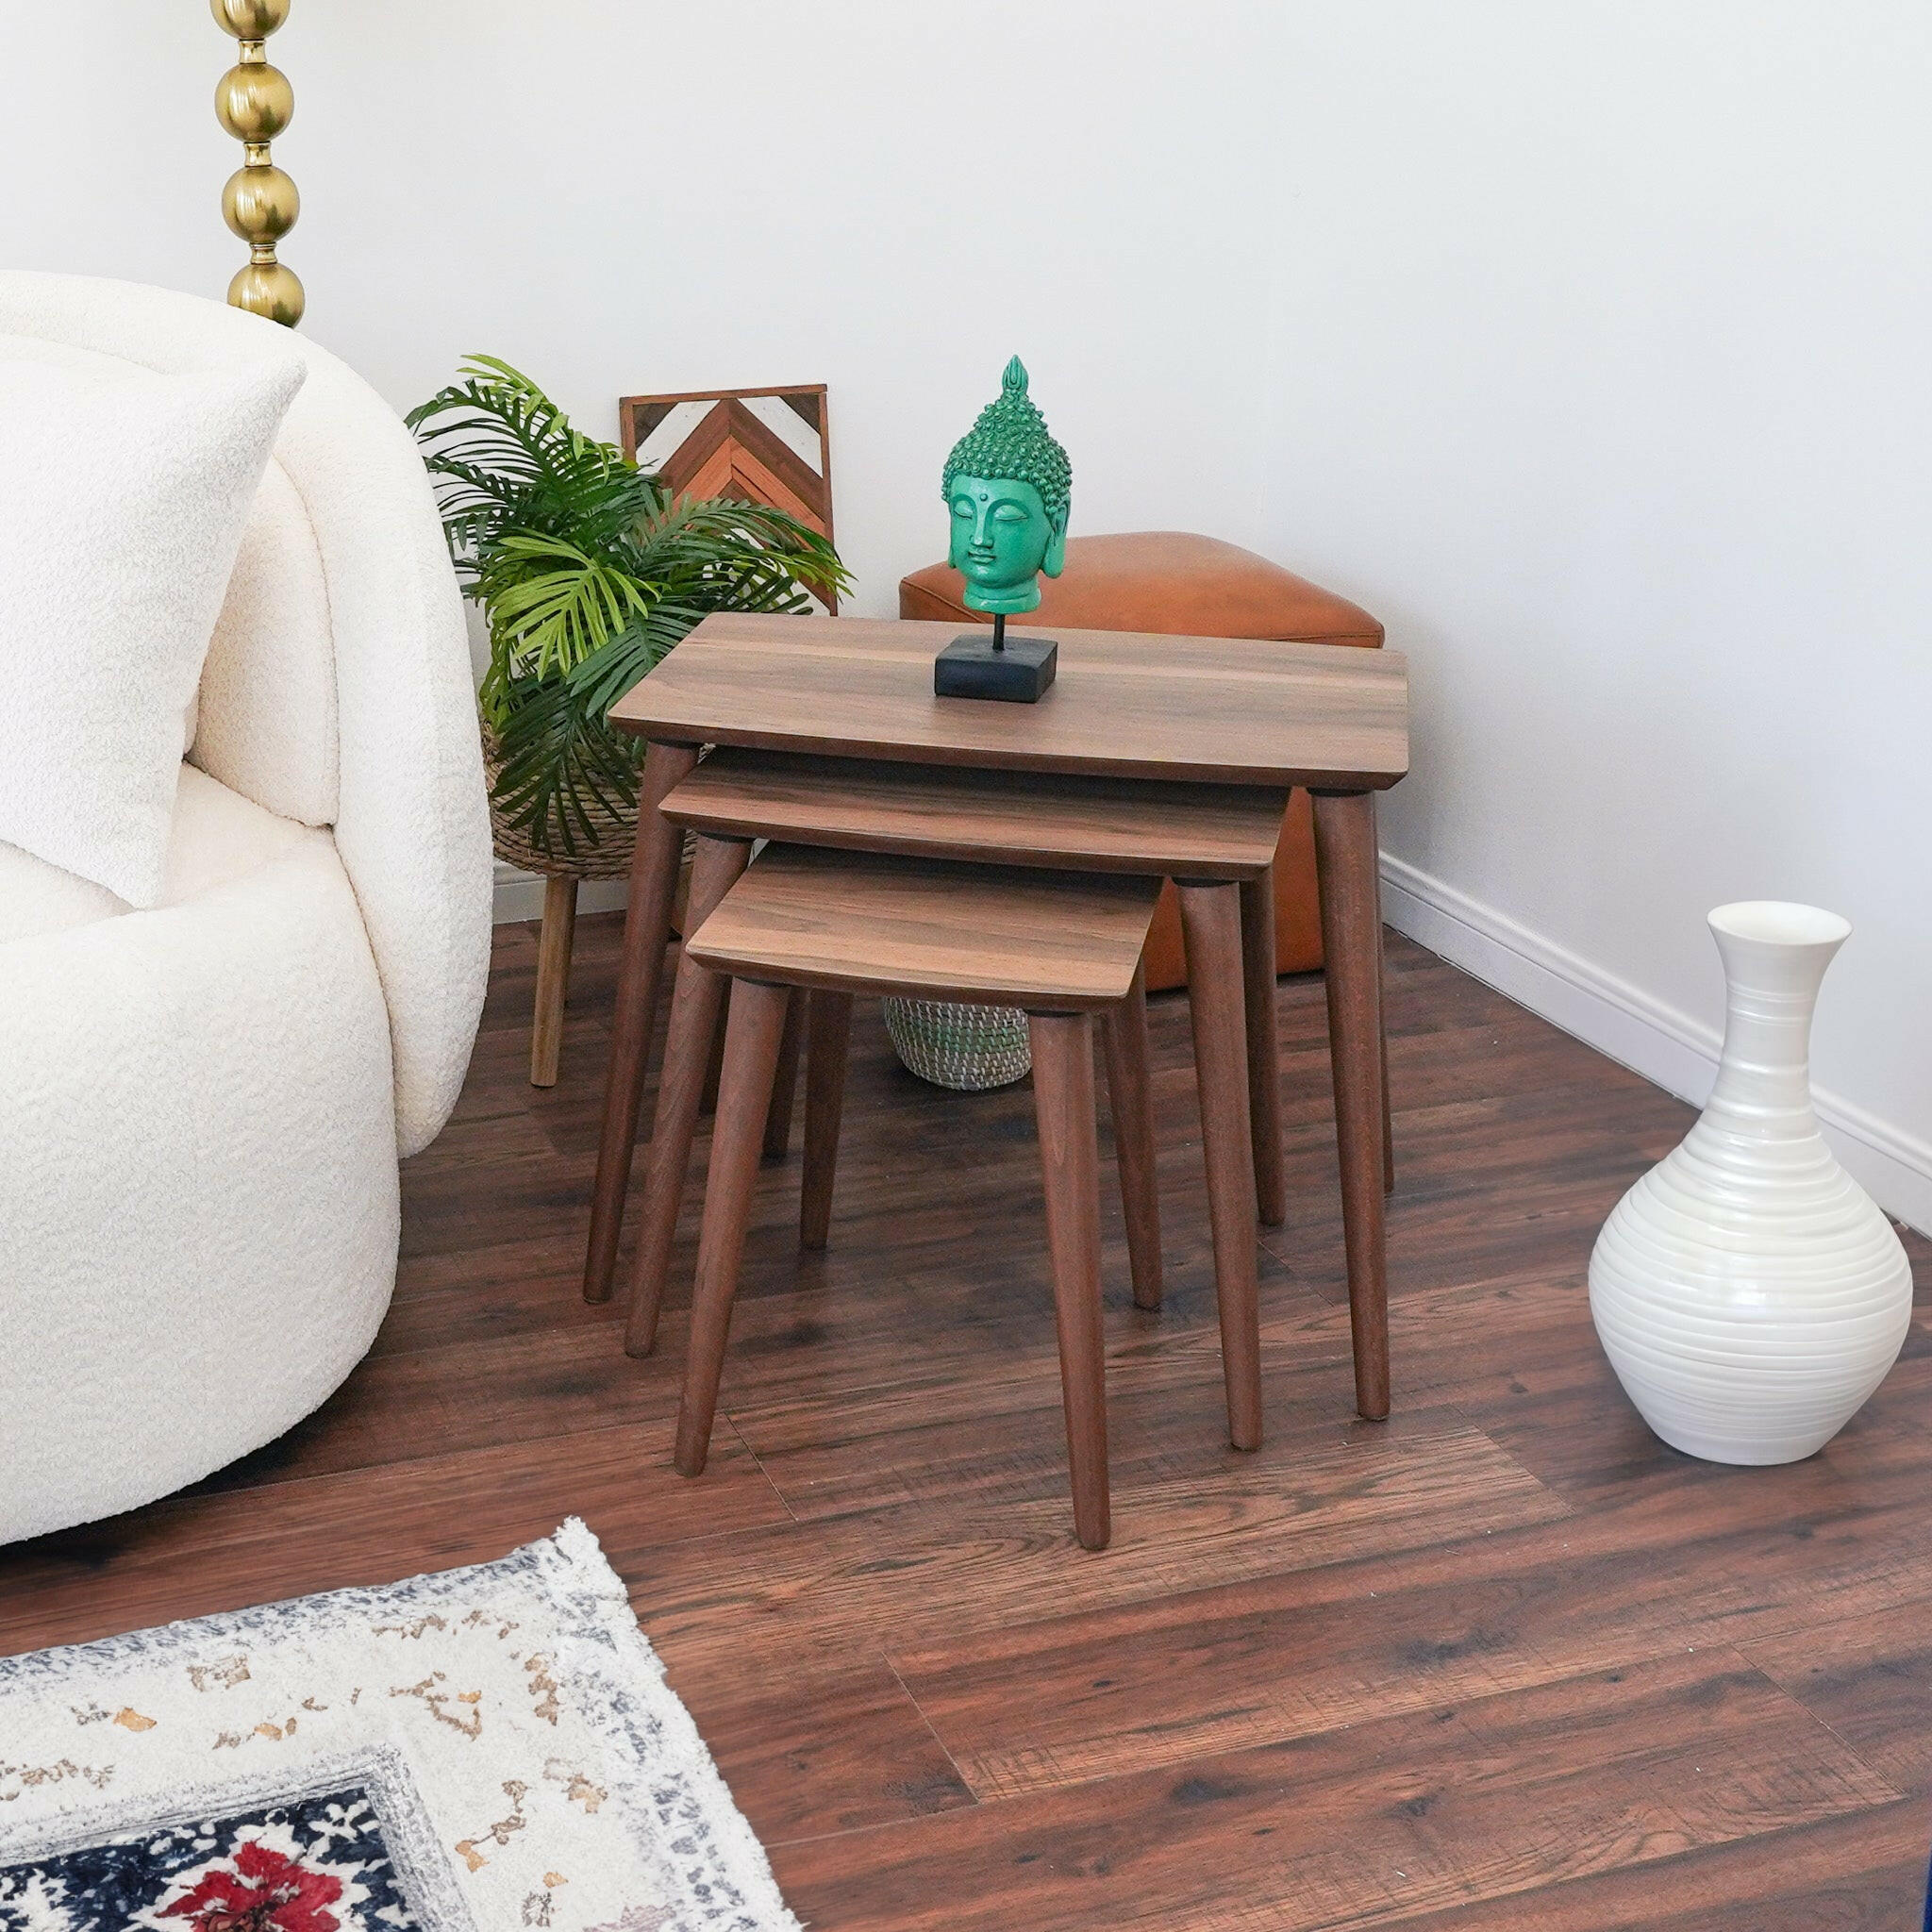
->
[0,1521,797,1932]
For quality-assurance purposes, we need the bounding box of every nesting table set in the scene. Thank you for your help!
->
[581,611,1409,1548]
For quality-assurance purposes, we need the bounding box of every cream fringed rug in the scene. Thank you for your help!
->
[0,1521,797,1932]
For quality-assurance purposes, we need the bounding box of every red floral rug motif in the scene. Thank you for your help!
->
[162,1841,344,1932]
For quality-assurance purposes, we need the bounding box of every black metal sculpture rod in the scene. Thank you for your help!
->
[992,611,1007,652]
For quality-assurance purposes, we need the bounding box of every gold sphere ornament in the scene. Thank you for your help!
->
[215,0,300,327]
[209,0,290,37]
[228,259,305,327]
[214,61,294,142]
[222,163,299,243]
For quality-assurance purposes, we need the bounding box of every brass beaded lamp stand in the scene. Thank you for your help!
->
[211,0,303,326]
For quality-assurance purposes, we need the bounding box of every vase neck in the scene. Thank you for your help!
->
[1704,912,1844,1130]
[1709,977,1818,1119]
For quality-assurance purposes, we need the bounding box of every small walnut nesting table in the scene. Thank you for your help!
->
[584,611,1410,1419]
[675,844,1173,1550]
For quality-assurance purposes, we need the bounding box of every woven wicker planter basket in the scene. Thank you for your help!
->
[480,724,639,881]
[882,998,1031,1091]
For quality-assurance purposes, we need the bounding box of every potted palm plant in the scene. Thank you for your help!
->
[408,357,848,865]
[408,358,848,1085]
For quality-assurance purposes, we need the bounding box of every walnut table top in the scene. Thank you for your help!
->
[608,612,1408,791]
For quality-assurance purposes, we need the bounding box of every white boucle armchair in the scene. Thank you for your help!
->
[0,274,492,1543]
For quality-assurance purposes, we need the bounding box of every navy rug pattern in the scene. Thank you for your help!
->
[3,1785,409,1931]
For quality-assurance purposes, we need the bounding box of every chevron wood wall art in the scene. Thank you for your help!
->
[619,384,838,611]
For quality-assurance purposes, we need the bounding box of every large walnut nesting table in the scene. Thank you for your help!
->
[585,611,1409,1421]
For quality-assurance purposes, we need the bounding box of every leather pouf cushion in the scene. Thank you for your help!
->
[900,532,1384,984]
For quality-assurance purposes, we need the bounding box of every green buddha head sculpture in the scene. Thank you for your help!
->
[941,356,1072,616]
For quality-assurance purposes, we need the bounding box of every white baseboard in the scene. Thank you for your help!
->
[491,861,629,926]
[1380,854,1932,1236]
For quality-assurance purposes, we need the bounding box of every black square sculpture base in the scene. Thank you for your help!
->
[934,633,1058,703]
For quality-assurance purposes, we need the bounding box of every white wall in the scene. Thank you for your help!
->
[0,2,1274,613]
[1263,2,1932,1228]
[5,3,1927,1224]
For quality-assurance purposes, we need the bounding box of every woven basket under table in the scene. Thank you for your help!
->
[882,998,1032,1091]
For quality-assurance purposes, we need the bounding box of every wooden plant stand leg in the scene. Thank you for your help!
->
[584,740,699,1304]
[622,835,753,1359]
[1096,959,1162,1311]
[800,991,855,1251]
[675,978,790,1477]
[1239,867,1288,1226]
[1312,790,1391,1421]
[1029,1010,1111,1553]
[529,874,579,1090]
[1178,882,1265,1452]
[763,990,806,1158]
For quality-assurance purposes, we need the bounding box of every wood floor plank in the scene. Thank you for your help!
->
[0,1422,788,1653]
[656,1641,975,1841]
[621,1178,1287,1423]
[731,1363,1552,1529]
[158,1322,692,1488]
[773,1650,1899,1929]
[887,1500,1707,1799]
[887,1397,1932,1801]
[609,1407,1567,1693]
[1741,1596,1932,1802]
[1357,1803,1929,1930]
[376,1238,619,1357]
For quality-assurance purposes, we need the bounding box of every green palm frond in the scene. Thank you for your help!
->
[408,355,657,556]
[628,493,846,605]
[411,356,854,858]
[566,604,706,721]
[477,534,658,682]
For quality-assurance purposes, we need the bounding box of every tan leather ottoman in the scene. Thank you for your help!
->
[900,531,1384,988]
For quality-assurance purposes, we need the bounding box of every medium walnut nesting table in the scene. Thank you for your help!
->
[624,755,1294,1456]
[585,610,1410,1419]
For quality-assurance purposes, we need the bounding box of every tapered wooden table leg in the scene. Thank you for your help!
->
[1239,868,1288,1225]
[622,835,752,1358]
[529,874,578,1089]
[800,991,854,1251]
[1373,796,1395,1195]
[700,1001,727,1117]
[763,991,806,1158]
[584,741,699,1304]
[675,978,789,1477]
[1379,922,1395,1197]
[1313,789,1391,1421]
[1097,960,1162,1311]
[1177,882,1264,1452]
[1029,1011,1111,1552]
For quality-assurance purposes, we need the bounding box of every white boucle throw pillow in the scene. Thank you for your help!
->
[0,354,305,905]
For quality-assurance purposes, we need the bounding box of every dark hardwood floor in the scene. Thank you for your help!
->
[6,914,1929,1929]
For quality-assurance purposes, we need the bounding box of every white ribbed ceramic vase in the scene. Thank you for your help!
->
[1589,902,1911,1464]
